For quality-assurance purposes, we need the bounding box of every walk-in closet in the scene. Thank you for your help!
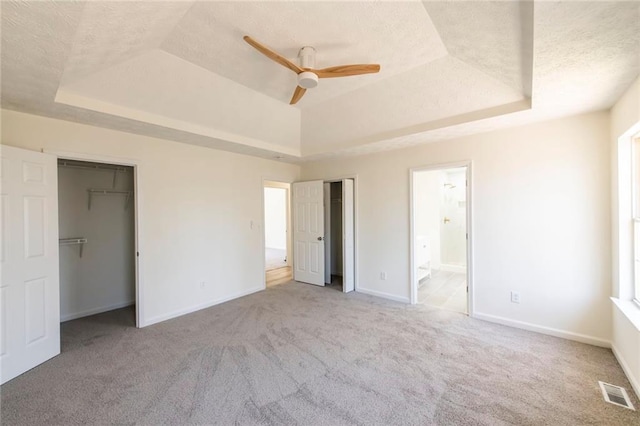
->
[57,159,136,323]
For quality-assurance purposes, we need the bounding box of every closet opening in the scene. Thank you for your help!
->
[324,182,344,291]
[292,178,355,292]
[57,159,137,327]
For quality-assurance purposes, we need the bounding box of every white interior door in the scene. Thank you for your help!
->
[0,145,60,385]
[342,179,355,293]
[323,182,331,284]
[293,180,324,286]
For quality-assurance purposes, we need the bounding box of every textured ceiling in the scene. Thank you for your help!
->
[162,1,448,106]
[60,1,194,86]
[423,0,533,96]
[1,1,639,163]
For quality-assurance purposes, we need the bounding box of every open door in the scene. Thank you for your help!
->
[342,179,355,293]
[0,145,60,384]
[292,180,325,286]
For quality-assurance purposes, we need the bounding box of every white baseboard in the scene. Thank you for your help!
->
[473,312,611,348]
[356,287,410,304]
[142,286,264,327]
[612,344,640,400]
[61,300,135,322]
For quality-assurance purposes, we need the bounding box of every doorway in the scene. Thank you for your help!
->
[263,181,291,287]
[292,178,355,293]
[411,164,471,314]
[57,159,137,325]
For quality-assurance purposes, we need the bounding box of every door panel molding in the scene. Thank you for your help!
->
[292,180,325,286]
[0,145,60,385]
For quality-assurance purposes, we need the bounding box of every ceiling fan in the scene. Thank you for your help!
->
[243,36,381,105]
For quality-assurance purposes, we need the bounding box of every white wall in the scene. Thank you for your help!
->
[413,170,442,268]
[264,187,287,250]
[303,111,612,345]
[58,165,135,321]
[440,169,466,267]
[610,76,640,397]
[1,109,300,326]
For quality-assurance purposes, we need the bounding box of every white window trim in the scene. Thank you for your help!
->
[633,135,640,306]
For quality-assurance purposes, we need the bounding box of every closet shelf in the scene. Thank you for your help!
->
[59,160,130,188]
[59,238,87,258]
[87,189,133,211]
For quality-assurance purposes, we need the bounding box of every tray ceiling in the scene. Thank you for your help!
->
[1,1,638,162]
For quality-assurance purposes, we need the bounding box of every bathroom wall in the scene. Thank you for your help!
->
[58,163,135,321]
[264,187,287,250]
[440,169,467,267]
[413,170,442,269]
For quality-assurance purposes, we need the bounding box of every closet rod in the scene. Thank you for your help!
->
[87,189,131,195]
[59,238,87,258]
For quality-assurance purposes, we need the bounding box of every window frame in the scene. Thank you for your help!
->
[633,136,640,307]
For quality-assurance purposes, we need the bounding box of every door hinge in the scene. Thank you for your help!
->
[136,252,139,257]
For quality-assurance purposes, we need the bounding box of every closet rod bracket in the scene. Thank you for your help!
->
[59,238,87,258]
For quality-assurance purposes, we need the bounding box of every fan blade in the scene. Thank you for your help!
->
[243,36,302,74]
[290,85,307,105]
[314,64,380,78]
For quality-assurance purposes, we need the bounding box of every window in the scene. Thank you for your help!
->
[634,136,640,304]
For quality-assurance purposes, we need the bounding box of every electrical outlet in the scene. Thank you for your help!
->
[511,291,520,304]
[380,272,387,280]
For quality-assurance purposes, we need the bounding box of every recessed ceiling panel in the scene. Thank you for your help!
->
[57,49,301,154]
[161,0,448,107]
[2,1,639,162]
[302,55,526,155]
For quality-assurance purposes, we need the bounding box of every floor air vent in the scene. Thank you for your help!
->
[598,381,635,410]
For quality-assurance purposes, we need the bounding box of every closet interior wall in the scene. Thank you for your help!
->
[58,160,135,321]
[330,182,343,276]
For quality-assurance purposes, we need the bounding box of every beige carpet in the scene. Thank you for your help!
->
[2,281,638,425]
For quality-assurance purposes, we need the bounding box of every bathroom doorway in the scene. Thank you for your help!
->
[410,164,471,314]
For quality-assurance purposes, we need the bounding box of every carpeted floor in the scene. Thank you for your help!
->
[2,281,638,425]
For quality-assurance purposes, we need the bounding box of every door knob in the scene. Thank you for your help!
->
[317,236,324,241]
[443,217,451,224]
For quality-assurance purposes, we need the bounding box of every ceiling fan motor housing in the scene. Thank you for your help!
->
[297,46,318,88]
[298,71,318,89]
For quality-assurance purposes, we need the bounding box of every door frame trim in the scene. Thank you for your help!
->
[45,149,144,328]
[409,161,474,316]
